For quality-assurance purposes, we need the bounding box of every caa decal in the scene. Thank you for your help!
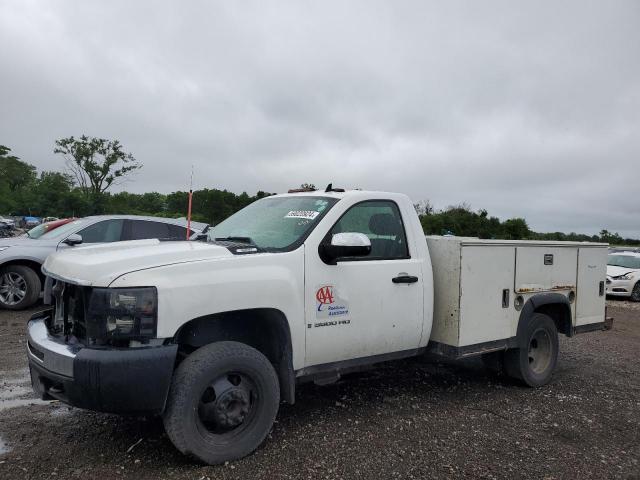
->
[315,285,349,322]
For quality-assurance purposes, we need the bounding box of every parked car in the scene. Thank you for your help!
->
[25,218,76,239]
[0,215,207,309]
[0,222,13,238]
[26,189,610,464]
[0,217,16,239]
[606,252,640,301]
[22,216,41,228]
[0,216,16,228]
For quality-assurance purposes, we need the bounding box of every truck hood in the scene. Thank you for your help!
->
[42,239,234,286]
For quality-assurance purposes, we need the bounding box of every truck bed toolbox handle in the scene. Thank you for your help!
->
[392,275,419,284]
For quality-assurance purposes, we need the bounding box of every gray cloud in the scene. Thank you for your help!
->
[1,0,639,236]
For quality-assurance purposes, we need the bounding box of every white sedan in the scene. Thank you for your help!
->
[606,252,640,301]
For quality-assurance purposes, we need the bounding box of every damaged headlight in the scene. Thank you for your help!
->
[86,287,158,342]
[612,273,634,280]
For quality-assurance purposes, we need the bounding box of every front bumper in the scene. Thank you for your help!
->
[27,313,178,415]
[605,278,634,297]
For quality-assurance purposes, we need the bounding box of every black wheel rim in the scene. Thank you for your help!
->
[528,329,552,375]
[196,371,259,439]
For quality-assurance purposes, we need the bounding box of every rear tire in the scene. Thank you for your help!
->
[504,313,558,387]
[0,265,41,310]
[163,341,280,465]
[631,282,640,302]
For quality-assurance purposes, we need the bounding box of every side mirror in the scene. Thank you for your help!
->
[320,232,371,264]
[63,234,83,246]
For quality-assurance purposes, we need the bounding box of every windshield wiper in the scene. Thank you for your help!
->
[214,236,257,245]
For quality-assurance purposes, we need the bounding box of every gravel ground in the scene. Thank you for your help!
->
[0,299,638,479]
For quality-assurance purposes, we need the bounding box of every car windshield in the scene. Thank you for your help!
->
[608,255,640,269]
[207,196,338,251]
[26,223,50,239]
[26,221,68,239]
[37,219,87,240]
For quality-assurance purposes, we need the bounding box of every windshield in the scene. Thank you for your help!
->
[27,220,69,239]
[26,223,50,239]
[608,255,640,269]
[38,219,87,240]
[208,196,338,251]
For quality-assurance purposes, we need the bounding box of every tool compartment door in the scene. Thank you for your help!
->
[459,246,516,346]
[515,247,577,293]
[576,248,607,326]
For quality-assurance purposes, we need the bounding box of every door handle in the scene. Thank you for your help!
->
[392,275,419,284]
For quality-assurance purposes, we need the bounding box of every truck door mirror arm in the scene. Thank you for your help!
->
[319,232,371,264]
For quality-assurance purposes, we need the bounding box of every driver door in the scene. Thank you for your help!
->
[304,200,423,367]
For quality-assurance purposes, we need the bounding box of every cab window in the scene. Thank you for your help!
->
[330,200,409,259]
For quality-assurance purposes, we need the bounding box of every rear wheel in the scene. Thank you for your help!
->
[630,282,640,302]
[505,313,558,387]
[0,265,41,310]
[163,341,280,465]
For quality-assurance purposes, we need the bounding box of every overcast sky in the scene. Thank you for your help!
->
[1,1,639,236]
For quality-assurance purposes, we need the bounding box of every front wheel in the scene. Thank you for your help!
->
[630,282,640,302]
[504,313,559,387]
[163,341,280,465]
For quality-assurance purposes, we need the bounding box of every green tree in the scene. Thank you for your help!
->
[502,218,530,239]
[0,145,37,192]
[31,171,75,216]
[0,145,38,214]
[54,136,142,199]
[599,229,623,245]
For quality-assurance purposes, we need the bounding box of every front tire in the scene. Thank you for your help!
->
[0,265,41,310]
[630,282,640,302]
[163,341,280,465]
[504,313,559,387]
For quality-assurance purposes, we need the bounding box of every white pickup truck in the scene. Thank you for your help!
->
[26,187,612,464]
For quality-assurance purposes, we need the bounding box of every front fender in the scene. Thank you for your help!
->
[109,248,306,369]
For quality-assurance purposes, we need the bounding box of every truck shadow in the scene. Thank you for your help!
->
[280,354,517,419]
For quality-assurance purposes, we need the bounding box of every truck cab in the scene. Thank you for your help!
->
[25,188,609,465]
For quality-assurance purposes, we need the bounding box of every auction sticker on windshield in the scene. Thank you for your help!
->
[284,210,320,220]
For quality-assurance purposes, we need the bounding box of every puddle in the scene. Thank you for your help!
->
[0,366,51,411]
[0,436,10,455]
[0,368,30,383]
[0,385,32,400]
[0,367,60,411]
[0,397,51,411]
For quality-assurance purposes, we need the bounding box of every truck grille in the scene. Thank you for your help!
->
[49,280,89,344]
